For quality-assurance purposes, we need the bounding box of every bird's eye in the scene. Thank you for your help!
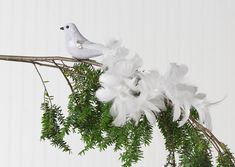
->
[66,25,69,29]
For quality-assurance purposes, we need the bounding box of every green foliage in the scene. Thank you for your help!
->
[40,63,153,167]
[40,63,235,167]
[41,92,70,152]
[157,104,213,167]
[217,144,235,167]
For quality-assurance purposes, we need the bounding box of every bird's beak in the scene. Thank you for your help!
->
[60,27,64,30]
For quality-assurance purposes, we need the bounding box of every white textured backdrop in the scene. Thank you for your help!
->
[0,0,234,166]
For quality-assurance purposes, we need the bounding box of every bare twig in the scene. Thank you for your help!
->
[188,119,221,153]
[189,116,235,164]
[165,100,235,164]
[0,54,100,104]
[0,55,75,62]
[53,60,74,93]
[0,55,102,68]
[53,60,81,106]
[33,64,53,107]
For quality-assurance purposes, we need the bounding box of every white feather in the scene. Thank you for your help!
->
[96,88,116,102]
[173,104,181,121]
[96,42,214,129]
[178,105,191,127]
[144,109,156,125]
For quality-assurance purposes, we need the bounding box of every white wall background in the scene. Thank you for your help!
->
[0,0,234,166]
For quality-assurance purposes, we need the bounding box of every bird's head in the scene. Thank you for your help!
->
[60,23,79,39]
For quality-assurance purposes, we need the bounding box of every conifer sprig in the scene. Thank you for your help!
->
[39,63,235,167]
[0,55,234,166]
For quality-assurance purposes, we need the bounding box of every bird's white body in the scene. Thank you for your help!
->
[61,23,108,59]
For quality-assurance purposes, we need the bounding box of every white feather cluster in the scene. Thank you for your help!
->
[96,41,212,129]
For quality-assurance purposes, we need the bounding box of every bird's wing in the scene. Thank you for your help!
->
[71,48,102,59]
[74,28,89,42]
[82,42,108,52]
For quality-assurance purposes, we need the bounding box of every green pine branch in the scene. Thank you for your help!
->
[39,62,235,167]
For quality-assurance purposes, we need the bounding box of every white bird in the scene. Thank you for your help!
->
[60,23,108,59]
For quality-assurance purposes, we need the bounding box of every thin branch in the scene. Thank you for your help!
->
[79,59,102,67]
[0,55,76,62]
[189,117,222,148]
[188,119,221,153]
[53,60,81,107]
[0,55,102,67]
[171,151,176,167]
[165,99,235,164]
[189,116,235,164]
[33,64,52,107]
[53,60,74,93]
[0,58,58,68]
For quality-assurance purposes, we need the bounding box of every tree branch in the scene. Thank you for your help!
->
[33,64,53,107]
[0,55,102,68]
[189,116,235,164]
[1,54,235,165]
[53,60,74,94]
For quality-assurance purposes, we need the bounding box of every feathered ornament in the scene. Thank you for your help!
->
[96,41,214,129]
